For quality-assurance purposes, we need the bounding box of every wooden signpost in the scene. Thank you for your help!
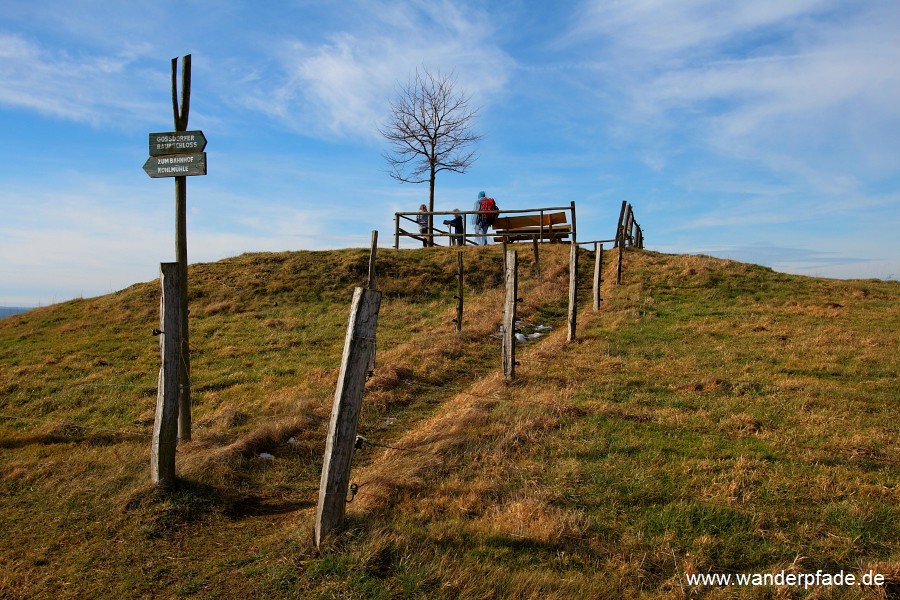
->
[144,55,207,458]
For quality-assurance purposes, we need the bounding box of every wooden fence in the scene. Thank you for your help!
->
[148,202,645,546]
[394,202,577,248]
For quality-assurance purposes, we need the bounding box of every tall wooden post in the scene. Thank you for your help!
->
[454,251,464,332]
[567,244,578,342]
[172,55,192,442]
[315,287,382,547]
[502,250,518,382]
[593,243,603,311]
[151,262,182,488]
[614,200,627,248]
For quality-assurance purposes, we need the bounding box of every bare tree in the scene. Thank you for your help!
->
[380,67,482,246]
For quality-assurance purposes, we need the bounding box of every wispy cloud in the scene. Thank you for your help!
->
[566,1,900,183]
[0,32,158,125]
[234,0,515,138]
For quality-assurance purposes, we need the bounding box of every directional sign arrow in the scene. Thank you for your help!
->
[143,153,207,178]
[149,131,207,156]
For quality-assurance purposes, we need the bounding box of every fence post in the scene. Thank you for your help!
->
[368,230,378,374]
[623,204,634,248]
[614,200,627,248]
[502,250,518,382]
[151,262,183,488]
[629,211,636,247]
[532,238,541,282]
[570,200,577,243]
[539,209,545,245]
[616,228,625,285]
[394,214,400,249]
[454,251,464,332]
[367,230,378,290]
[567,244,578,342]
[593,243,603,311]
[315,287,382,548]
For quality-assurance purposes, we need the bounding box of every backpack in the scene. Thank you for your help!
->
[478,197,499,226]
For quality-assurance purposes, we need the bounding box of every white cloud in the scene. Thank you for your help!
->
[571,0,832,61]
[235,0,515,138]
[564,0,900,201]
[0,32,158,125]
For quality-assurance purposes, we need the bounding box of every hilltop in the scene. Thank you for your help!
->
[0,245,897,598]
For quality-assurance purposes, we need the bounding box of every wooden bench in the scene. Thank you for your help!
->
[493,212,571,243]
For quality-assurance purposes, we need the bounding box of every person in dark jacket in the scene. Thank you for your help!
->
[443,209,464,246]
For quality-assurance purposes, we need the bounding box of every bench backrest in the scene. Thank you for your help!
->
[494,212,567,231]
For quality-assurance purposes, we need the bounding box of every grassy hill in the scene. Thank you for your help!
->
[0,245,897,599]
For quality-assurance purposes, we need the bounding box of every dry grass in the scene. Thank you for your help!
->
[1,245,897,598]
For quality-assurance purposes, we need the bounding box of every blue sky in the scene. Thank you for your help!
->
[1,0,898,306]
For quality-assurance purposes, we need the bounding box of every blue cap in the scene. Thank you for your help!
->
[478,191,486,198]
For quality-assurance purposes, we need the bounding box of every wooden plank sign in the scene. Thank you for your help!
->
[143,153,207,178]
[149,131,207,156]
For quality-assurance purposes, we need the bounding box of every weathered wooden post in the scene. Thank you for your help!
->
[532,238,541,282]
[367,230,378,289]
[394,214,400,249]
[570,200,578,243]
[453,251,464,332]
[593,243,603,311]
[616,228,625,285]
[502,250,518,382]
[367,230,378,374]
[629,209,636,247]
[567,244,578,342]
[623,204,634,248]
[539,209,546,245]
[151,262,182,488]
[614,200,627,248]
[315,287,382,548]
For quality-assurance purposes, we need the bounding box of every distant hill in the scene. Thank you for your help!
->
[0,306,31,319]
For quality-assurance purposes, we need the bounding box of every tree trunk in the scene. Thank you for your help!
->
[428,166,436,247]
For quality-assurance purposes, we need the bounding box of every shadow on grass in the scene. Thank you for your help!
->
[0,425,146,449]
[122,477,315,538]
